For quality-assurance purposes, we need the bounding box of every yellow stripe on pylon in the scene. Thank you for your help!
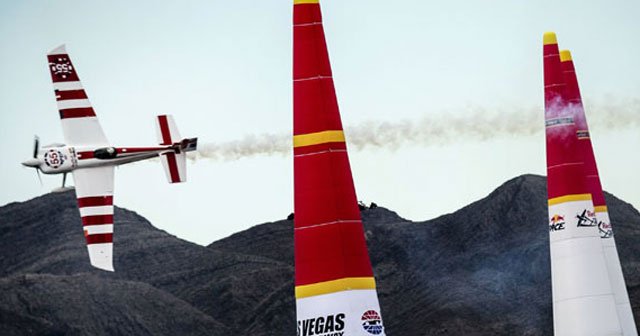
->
[594,205,608,213]
[548,194,592,206]
[294,0,319,4]
[295,277,376,299]
[293,130,345,148]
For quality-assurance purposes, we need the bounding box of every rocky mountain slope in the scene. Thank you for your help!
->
[1,174,638,335]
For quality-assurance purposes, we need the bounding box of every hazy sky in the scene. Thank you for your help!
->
[1,0,638,245]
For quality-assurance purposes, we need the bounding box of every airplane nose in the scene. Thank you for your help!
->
[22,158,41,167]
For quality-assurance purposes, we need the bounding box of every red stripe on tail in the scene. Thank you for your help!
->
[77,196,113,208]
[163,152,181,183]
[82,215,114,226]
[86,233,113,245]
[158,115,172,145]
[59,108,95,119]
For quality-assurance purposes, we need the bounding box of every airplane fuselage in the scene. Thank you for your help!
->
[27,145,177,174]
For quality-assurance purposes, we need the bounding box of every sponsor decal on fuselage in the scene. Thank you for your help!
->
[44,149,67,169]
[298,313,345,336]
[69,147,78,167]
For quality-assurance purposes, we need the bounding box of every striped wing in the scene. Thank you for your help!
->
[47,45,108,146]
[72,166,115,271]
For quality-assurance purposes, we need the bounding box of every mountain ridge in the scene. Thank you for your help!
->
[1,174,638,335]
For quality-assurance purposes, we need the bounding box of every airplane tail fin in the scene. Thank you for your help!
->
[155,115,197,184]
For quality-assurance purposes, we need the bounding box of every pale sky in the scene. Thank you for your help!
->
[1,0,638,245]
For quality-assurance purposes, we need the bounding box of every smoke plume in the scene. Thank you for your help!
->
[196,99,639,161]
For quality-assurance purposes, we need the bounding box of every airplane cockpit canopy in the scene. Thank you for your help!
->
[94,147,117,159]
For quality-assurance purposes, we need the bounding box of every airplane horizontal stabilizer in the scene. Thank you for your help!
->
[155,115,190,183]
[160,152,187,183]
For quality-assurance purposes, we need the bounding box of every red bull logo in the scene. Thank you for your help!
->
[549,214,565,232]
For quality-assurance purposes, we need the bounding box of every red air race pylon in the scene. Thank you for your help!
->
[543,32,622,335]
[560,49,637,336]
[293,1,385,335]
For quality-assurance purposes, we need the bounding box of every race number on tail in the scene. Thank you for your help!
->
[156,115,190,183]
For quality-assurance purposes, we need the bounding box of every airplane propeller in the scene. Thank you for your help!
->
[33,136,40,159]
[36,169,43,186]
[22,137,71,190]
[22,136,43,186]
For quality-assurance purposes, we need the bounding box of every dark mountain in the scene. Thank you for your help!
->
[1,174,638,335]
[0,273,228,336]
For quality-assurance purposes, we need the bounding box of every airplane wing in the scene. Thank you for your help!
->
[72,166,115,271]
[47,45,109,146]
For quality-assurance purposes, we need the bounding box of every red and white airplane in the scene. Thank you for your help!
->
[22,45,197,272]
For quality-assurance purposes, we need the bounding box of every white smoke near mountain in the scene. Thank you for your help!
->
[195,98,640,161]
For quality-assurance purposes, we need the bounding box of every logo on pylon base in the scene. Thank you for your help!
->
[576,209,597,227]
[549,214,565,232]
[361,310,383,335]
[598,220,613,238]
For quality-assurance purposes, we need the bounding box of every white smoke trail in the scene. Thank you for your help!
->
[197,133,291,161]
[195,99,639,161]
